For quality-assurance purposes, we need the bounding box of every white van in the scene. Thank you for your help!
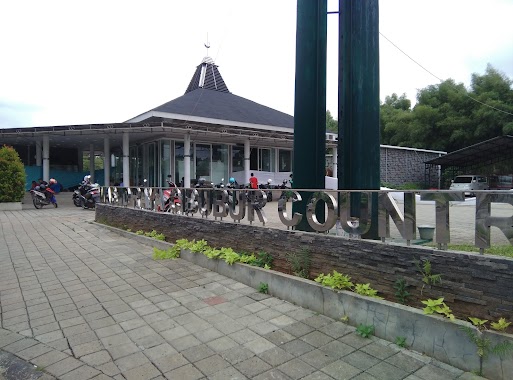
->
[449,175,488,196]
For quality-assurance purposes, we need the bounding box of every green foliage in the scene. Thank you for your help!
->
[176,238,193,250]
[380,65,513,154]
[393,278,411,305]
[152,246,180,260]
[253,251,273,269]
[460,324,513,376]
[0,146,25,202]
[190,239,209,253]
[204,247,223,259]
[469,317,488,331]
[258,282,269,294]
[126,229,132,233]
[356,324,374,338]
[263,264,271,270]
[326,110,338,133]
[286,248,312,278]
[239,254,257,264]
[144,230,165,241]
[491,318,511,332]
[314,271,353,290]
[421,298,455,321]
[354,283,382,299]
[415,259,442,294]
[135,230,144,235]
[395,336,407,348]
[220,247,240,265]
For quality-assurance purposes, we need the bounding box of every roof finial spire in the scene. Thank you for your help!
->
[204,33,210,57]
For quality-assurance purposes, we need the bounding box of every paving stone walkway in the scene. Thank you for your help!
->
[0,207,485,379]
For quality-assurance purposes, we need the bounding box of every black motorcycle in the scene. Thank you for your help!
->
[73,182,100,209]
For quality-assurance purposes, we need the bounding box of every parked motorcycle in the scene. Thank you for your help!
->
[161,175,181,213]
[73,182,100,209]
[259,179,274,202]
[31,184,58,209]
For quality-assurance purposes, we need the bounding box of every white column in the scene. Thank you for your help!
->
[244,138,250,185]
[104,137,110,186]
[89,144,95,183]
[123,132,130,187]
[184,133,191,188]
[35,141,42,166]
[332,146,338,178]
[42,135,50,182]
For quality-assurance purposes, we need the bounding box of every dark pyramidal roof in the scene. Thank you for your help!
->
[150,57,294,129]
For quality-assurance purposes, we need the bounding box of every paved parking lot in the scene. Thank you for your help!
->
[0,196,487,379]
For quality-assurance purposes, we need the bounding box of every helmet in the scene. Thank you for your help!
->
[49,178,57,185]
[84,175,91,182]
[199,177,206,185]
[229,177,235,184]
[267,179,272,184]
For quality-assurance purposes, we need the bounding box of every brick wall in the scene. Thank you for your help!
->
[380,146,443,187]
[96,204,513,323]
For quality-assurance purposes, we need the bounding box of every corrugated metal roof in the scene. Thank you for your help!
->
[425,135,513,167]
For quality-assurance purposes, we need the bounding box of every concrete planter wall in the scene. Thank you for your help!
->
[0,202,22,211]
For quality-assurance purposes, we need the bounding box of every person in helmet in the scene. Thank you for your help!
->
[83,175,91,185]
[228,177,239,188]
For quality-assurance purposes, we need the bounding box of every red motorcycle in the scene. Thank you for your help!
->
[160,175,181,213]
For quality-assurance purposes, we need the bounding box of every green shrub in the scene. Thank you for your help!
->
[0,145,25,202]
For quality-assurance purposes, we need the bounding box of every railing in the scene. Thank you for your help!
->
[99,187,513,252]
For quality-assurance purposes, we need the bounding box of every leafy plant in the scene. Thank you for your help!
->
[421,298,455,321]
[415,259,442,294]
[190,239,209,253]
[491,318,511,332]
[152,246,180,260]
[395,336,407,348]
[126,228,132,233]
[144,230,165,241]
[263,264,271,270]
[314,271,353,290]
[253,251,273,268]
[259,282,269,294]
[354,283,382,299]
[204,247,223,259]
[135,230,144,235]
[469,317,488,331]
[239,254,257,264]
[340,315,349,324]
[219,247,240,265]
[393,278,411,305]
[356,324,374,338]
[0,145,25,202]
[286,248,312,278]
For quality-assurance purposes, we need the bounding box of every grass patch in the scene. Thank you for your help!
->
[425,243,513,258]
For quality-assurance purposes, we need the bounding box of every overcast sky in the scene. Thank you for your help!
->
[1,0,512,128]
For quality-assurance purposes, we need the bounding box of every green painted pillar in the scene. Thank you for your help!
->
[338,0,380,238]
[293,0,327,231]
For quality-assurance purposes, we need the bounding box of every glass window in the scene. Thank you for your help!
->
[232,144,244,172]
[279,149,292,172]
[212,144,228,185]
[160,140,170,187]
[250,147,258,171]
[195,144,211,181]
[259,148,271,172]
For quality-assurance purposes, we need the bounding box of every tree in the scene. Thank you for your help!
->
[326,110,338,133]
[380,65,513,153]
[0,145,26,202]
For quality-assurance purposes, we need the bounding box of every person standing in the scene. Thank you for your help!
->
[249,173,258,189]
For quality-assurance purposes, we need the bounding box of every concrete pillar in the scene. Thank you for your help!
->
[89,144,95,183]
[42,135,50,182]
[104,137,110,186]
[184,133,191,188]
[36,140,42,166]
[244,138,250,185]
[332,146,338,178]
[123,132,130,187]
